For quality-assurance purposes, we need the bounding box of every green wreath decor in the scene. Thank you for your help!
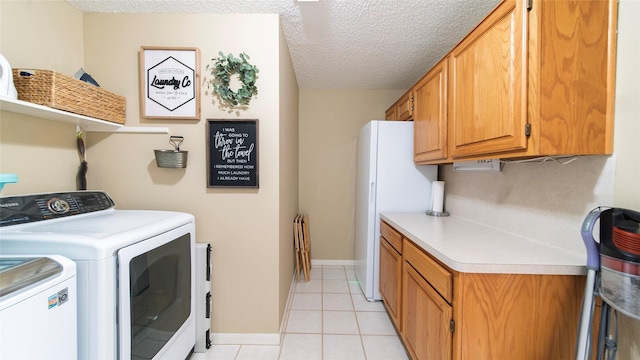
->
[206,51,259,107]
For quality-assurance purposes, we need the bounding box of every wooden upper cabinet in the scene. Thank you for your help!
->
[449,0,527,158]
[404,0,617,163]
[447,0,617,159]
[531,0,616,155]
[385,89,414,121]
[414,58,448,163]
[385,106,397,121]
[396,90,414,121]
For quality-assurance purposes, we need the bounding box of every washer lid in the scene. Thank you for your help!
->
[0,210,194,260]
[0,257,62,297]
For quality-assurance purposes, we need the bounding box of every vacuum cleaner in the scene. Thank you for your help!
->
[576,207,640,360]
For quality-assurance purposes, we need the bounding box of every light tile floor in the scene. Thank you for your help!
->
[191,265,409,360]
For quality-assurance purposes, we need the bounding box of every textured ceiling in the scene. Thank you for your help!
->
[67,0,501,89]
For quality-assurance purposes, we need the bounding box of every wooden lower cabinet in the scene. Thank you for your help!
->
[455,272,583,360]
[379,221,404,331]
[382,223,585,360]
[379,236,402,330]
[403,262,453,360]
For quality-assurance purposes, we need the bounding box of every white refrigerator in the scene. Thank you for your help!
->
[354,120,438,301]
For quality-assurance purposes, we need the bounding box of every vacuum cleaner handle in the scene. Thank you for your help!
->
[581,210,601,270]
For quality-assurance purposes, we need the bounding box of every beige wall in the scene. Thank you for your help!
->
[277,22,299,324]
[81,12,297,335]
[0,1,83,194]
[611,0,640,357]
[298,89,404,260]
[612,0,640,210]
[0,1,83,76]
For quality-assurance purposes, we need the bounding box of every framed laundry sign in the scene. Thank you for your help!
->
[207,119,259,188]
[139,46,200,119]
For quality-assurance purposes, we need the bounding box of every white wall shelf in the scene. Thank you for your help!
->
[0,97,169,134]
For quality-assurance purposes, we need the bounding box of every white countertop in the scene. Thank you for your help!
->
[380,212,587,275]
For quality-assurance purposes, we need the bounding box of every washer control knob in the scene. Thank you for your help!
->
[47,197,70,214]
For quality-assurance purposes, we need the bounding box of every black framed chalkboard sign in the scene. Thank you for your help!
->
[207,119,259,188]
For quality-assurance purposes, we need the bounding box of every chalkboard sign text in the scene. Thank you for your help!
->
[207,120,259,188]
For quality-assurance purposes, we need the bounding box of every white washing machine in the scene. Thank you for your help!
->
[0,191,196,360]
[0,254,77,359]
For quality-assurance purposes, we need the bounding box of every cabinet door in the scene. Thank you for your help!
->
[414,59,448,163]
[534,0,616,155]
[385,105,397,121]
[449,0,528,158]
[396,90,413,121]
[402,262,452,360]
[379,237,402,331]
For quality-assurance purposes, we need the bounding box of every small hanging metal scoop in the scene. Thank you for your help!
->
[154,136,188,168]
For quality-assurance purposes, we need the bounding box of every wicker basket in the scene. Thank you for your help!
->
[12,69,126,124]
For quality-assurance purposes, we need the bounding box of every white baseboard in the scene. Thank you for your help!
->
[280,270,296,336]
[212,333,281,346]
[311,259,355,266]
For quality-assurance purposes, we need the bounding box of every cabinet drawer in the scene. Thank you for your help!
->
[380,221,402,254]
[403,239,453,303]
